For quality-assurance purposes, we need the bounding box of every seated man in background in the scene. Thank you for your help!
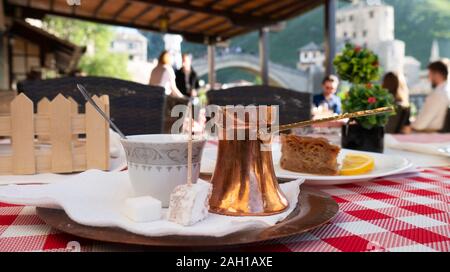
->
[175,53,199,97]
[411,61,449,131]
[313,75,342,114]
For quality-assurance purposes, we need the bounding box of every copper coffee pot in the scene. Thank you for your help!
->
[208,106,393,216]
[208,106,288,216]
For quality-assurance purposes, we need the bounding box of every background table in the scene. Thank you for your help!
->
[0,166,449,252]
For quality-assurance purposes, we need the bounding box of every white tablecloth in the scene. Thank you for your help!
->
[384,148,449,167]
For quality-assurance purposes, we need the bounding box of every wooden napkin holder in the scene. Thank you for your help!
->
[0,93,110,175]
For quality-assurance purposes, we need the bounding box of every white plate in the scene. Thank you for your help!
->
[200,143,413,186]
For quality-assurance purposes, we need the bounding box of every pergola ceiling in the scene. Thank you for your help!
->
[4,0,325,43]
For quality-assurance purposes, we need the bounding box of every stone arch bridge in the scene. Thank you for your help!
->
[192,53,310,92]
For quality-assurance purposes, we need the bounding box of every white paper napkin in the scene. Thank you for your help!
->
[385,134,450,157]
[0,170,303,237]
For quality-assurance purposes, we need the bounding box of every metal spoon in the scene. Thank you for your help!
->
[76,84,127,139]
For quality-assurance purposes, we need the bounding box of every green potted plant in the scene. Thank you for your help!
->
[334,44,395,153]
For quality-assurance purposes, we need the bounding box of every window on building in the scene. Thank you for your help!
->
[128,42,135,49]
[362,30,367,37]
[344,32,348,37]
[349,15,353,21]
[370,11,374,18]
[353,32,357,38]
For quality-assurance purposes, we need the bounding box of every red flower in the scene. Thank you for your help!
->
[366,83,373,88]
[354,46,362,53]
[367,97,377,104]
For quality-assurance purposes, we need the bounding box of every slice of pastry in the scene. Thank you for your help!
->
[280,135,341,175]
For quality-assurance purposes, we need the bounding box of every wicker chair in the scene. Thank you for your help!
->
[440,107,450,133]
[17,76,167,135]
[385,106,411,134]
[206,86,312,125]
[164,95,190,133]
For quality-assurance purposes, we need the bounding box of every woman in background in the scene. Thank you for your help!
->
[382,72,411,133]
[149,50,184,98]
[383,72,410,107]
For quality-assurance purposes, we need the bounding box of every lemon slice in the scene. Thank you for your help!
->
[339,153,375,176]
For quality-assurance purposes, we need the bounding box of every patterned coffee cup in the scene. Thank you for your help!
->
[121,134,206,207]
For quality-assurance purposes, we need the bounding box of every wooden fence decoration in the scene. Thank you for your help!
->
[0,93,110,175]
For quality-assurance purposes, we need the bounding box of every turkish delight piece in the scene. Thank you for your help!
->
[167,180,212,226]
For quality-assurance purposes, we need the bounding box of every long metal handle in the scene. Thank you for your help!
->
[268,106,394,135]
[76,84,127,139]
[187,101,193,185]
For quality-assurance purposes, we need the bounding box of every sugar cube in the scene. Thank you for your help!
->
[123,196,162,223]
[167,180,212,226]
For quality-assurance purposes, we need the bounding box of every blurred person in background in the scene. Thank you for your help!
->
[149,50,184,98]
[175,53,199,97]
[313,75,341,115]
[383,72,411,134]
[411,61,449,132]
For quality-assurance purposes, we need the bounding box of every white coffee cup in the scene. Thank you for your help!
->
[121,134,206,207]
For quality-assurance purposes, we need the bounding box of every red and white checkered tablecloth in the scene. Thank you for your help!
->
[1,166,449,252]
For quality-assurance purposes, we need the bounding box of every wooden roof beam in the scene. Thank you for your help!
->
[250,0,288,15]
[187,15,217,31]
[203,0,220,8]
[128,0,273,28]
[112,2,131,19]
[93,0,108,16]
[177,14,210,30]
[224,0,249,12]
[273,0,320,20]
[49,0,55,11]
[7,4,213,44]
[170,12,192,28]
[200,19,228,33]
[130,5,155,24]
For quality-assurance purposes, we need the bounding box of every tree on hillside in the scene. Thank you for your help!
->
[43,16,130,79]
[386,0,450,66]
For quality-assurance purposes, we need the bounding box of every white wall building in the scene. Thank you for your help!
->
[403,56,421,87]
[297,42,325,71]
[110,31,147,61]
[163,34,183,69]
[335,0,421,86]
[336,0,394,48]
[375,39,405,74]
